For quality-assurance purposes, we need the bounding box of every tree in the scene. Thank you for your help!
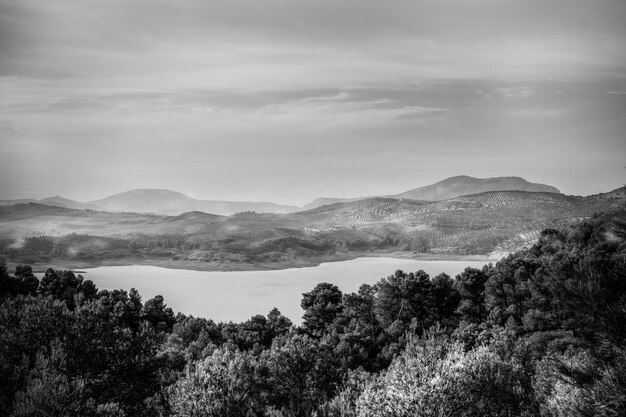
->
[0,257,10,297]
[484,256,538,328]
[455,266,490,324]
[301,283,343,337]
[14,265,39,296]
[39,268,85,309]
[169,348,260,417]
[355,335,535,417]
[266,308,293,340]
[534,348,626,417]
[142,294,175,331]
[430,272,461,328]
[12,342,125,417]
[259,332,341,417]
[374,270,433,332]
[333,284,385,372]
[0,295,72,413]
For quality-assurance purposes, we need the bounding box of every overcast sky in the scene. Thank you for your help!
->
[1,0,625,205]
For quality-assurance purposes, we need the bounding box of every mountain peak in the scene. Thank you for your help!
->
[303,176,561,210]
[395,176,560,201]
[35,196,101,210]
[88,189,299,215]
[106,189,191,198]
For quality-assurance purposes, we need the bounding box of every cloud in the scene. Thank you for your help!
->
[1,0,625,202]
[2,0,625,85]
[506,107,570,120]
[497,87,536,99]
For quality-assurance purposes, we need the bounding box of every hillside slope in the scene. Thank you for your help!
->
[1,188,623,269]
[38,196,102,211]
[89,189,299,215]
[0,196,101,211]
[302,175,560,210]
[395,175,559,201]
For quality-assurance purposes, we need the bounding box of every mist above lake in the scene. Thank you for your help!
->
[81,257,489,323]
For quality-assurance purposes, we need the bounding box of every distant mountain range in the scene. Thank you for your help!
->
[87,189,300,216]
[0,190,299,216]
[0,176,581,216]
[302,176,560,210]
[0,196,101,211]
[1,187,623,269]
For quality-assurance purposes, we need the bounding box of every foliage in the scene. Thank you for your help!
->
[355,334,535,417]
[0,210,625,416]
[301,283,343,337]
[257,332,343,416]
[534,347,626,417]
[168,347,260,417]
[0,265,176,416]
[12,342,126,417]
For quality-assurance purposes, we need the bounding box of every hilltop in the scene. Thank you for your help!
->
[303,175,560,210]
[88,189,300,215]
[0,196,100,211]
[1,187,622,271]
[1,176,563,215]
[0,190,299,216]
[394,175,559,200]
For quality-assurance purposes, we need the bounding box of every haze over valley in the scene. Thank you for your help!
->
[0,175,562,215]
[1,175,623,271]
[1,0,623,273]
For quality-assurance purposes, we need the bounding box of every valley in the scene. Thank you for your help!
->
[1,183,623,271]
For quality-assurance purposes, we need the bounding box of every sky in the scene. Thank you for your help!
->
[1,0,625,206]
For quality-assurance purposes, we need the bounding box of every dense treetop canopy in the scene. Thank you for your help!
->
[0,210,625,416]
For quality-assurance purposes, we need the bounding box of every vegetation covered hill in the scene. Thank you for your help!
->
[303,175,560,210]
[0,176,571,215]
[0,189,623,269]
[0,211,624,416]
[394,175,560,201]
[89,189,300,216]
[0,190,300,216]
[0,196,100,211]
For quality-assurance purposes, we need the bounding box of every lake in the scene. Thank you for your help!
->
[80,257,490,323]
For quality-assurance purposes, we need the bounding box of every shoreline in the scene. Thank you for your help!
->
[10,251,494,274]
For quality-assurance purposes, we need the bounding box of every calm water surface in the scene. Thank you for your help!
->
[81,258,489,323]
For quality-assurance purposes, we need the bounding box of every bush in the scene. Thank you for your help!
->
[355,334,535,417]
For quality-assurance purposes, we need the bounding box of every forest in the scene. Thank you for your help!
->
[0,210,625,416]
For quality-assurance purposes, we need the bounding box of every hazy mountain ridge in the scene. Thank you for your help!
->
[303,175,561,210]
[0,190,299,216]
[0,176,572,215]
[89,189,300,216]
[1,178,621,270]
[394,175,560,200]
[302,197,367,210]
[1,188,622,269]
[0,197,100,211]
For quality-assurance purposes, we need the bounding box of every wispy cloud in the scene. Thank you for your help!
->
[1,0,625,202]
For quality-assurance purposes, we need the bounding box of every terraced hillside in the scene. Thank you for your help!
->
[302,175,561,210]
[0,189,623,269]
[291,190,624,255]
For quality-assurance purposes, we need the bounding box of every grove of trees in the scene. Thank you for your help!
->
[0,210,625,416]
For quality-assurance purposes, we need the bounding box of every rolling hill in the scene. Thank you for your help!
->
[1,176,564,216]
[1,187,623,270]
[0,190,300,216]
[0,196,101,211]
[394,175,560,200]
[38,196,102,211]
[88,189,300,215]
[302,175,560,210]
